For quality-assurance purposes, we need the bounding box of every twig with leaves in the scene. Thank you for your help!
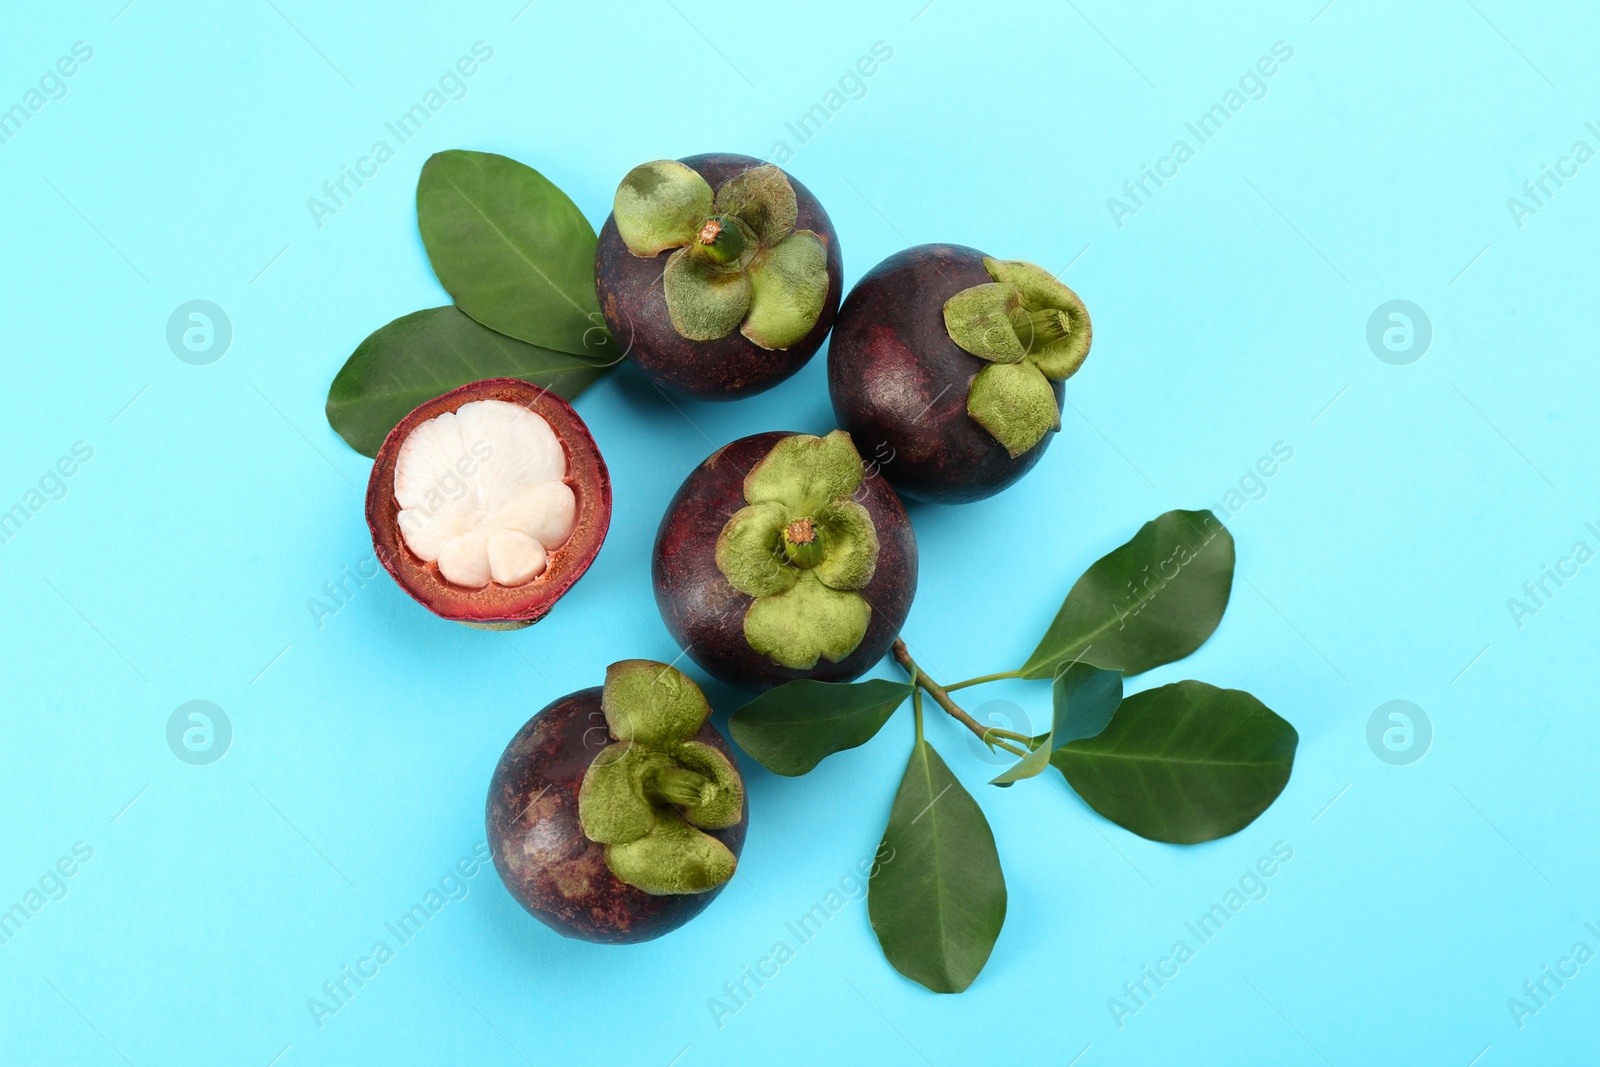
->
[729,509,1300,993]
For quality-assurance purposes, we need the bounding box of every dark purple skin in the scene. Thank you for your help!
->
[828,244,1066,504]
[653,431,918,692]
[486,687,747,944]
[596,153,844,401]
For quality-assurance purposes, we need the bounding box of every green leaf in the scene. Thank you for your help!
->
[1051,681,1298,844]
[869,741,1006,993]
[988,735,1050,788]
[1021,510,1235,679]
[1051,662,1123,747]
[728,679,911,776]
[416,150,612,357]
[990,662,1122,787]
[324,306,612,457]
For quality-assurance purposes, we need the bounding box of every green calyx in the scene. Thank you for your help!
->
[714,431,880,670]
[576,660,743,895]
[612,160,829,350]
[942,258,1093,458]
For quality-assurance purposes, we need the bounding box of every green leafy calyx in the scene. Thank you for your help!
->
[577,660,742,895]
[715,431,879,670]
[943,258,1092,457]
[612,160,828,350]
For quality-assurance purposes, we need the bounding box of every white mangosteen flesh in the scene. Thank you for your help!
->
[393,399,577,589]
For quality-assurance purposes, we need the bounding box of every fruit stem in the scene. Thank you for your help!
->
[782,517,826,569]
[645,766,709,809]
[1011,307,1071,353]
[696,215,746,266]
[891,639,1027,758]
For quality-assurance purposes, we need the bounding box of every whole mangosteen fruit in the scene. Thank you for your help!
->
[596,153,843,400]
[827,244,1093,504]
[654,430,917,691]
[487,659,747,944]
[366,377,611,629]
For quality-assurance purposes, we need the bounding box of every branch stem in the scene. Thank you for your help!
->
[892,639,1027,758]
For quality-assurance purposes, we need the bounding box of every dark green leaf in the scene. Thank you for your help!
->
[988,735,1050,788]
[990,662,1121,786]
[728,679,909,777]
[1021,509,1234,679]
[416,150,615,357]
[325,306,612,457]
[1051,681,1297,844]
[869,741,1006,993]
[1051,662,1123,747]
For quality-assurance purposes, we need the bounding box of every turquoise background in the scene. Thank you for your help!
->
[3,0,1597,1063]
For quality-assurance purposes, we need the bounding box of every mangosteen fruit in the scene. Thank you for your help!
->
[366,377,611,629]
[827,244,1092,504]
[486,659,747,944]
[596,153,843,400]
[654,429,917,691]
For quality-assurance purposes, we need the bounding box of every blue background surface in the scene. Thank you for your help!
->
[3,1,1597,1063]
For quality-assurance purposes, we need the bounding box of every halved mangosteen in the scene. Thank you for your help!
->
[366,378,611,629]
